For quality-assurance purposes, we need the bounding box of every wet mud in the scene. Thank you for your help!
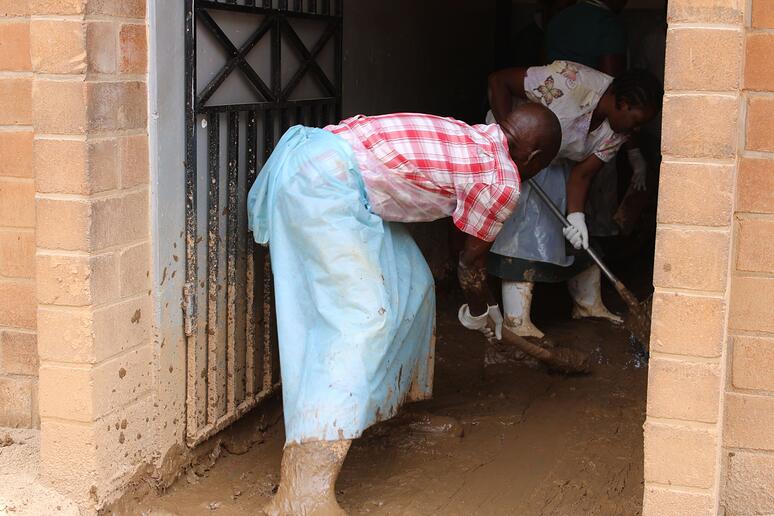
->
[134,292,647,516]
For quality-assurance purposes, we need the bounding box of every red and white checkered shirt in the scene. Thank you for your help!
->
[324,113,521,242]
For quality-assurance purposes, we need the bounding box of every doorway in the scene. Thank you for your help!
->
[143,0,667,513]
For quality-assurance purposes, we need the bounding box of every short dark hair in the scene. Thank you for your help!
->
[611,69,664,111]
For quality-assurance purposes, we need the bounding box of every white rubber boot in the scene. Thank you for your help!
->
[502,281,545,339]
[568,265,623,324]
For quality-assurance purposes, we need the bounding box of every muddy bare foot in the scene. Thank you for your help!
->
[263,440,351,516]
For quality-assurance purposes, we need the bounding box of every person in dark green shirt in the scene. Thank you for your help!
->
[545,0,628,77]
[509,0,576,68]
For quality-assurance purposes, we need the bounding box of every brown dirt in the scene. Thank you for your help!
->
[0,428,80,515]
[133,300,647,516]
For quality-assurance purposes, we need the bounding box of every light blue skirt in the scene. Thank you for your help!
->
[490,157,619,268]
[247,126,435,444]
[491,160,574,267]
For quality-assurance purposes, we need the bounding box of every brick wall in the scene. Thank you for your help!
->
[721,1,774,513]
[643,0,743,513]
[29,0,153,510]
[0,0,39,428]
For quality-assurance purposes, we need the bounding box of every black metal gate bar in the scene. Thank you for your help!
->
[226,111,239,415]
[183,0,199,437]
[244,111,257,398]
[184,0,342,446]
[205,111,220,425]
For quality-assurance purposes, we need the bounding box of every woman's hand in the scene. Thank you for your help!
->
[563,212,589,250]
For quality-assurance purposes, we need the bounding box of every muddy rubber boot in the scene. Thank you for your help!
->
[263,440,351,516]
[568,265,623,324]
[502,281,545,339]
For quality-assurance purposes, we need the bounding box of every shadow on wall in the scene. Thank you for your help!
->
[341,0,499,123]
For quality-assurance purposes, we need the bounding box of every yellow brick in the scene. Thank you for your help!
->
[91,295,151,360]
[0,131,33,178]
[752,0,774,28]
[0,22,31,72]
[738,158,774,214]
[657,162,733,226]
[0,376,33,427]
[39,346,151,422]
[0,279,35,329]
[32,79,87,134]
[733,336,774,392]
[86,21,116,74]
[120,134,148,188]
[119,242,150,297]
[642,486,714,516]
[661,94,738,159]
[85,139,120,193]
[38,364,92,421]
[668,0,743,24]
[644,421,718,489]
[647,357,721,423]
[0,0,30,16]
[723,451,774,515]
[35,198,91,251]
[0,230,35,278]
[91,345,152,417]
[39,418,99,508]
[729,276,774,333]
[0,330,38,376]
[42,397,153,507]
[35,252,119,307]
[654,228,730,292]
[39,297,151,365]
[85,0,145,18]
[747,96,774,153]
[119,23,146,74]
[35,138,119,195]
[91,190,148,250]
[34,139,87,194]
[724,393,774,450]
[650,292,725,358]
[737,219,774,273]
[0,178,34,228]
[29,20,86,74]
[665,28,742,92]
[37,307,96,364]
[0,78,32,125]
[31,0,84,14]
[745,33,774,92]
[87,81,147,132]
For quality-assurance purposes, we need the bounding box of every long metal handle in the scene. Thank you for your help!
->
[527,178,620,285]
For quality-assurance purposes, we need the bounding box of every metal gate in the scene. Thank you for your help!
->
[183,0,342,446]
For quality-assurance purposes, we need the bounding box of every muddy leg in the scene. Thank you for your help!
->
[263,440,351,516]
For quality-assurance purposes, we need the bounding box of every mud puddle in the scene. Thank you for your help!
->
[134,297,647,516]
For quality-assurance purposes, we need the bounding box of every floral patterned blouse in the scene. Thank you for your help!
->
[523,60,627,163]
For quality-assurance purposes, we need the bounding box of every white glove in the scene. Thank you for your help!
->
[563,212,588,250]
[458,304,499,341]
[487,305,503,341]
[627,148,647,191]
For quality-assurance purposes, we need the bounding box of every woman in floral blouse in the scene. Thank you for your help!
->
[485,60,662,339]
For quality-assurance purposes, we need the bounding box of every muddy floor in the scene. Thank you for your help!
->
[136,282,648,516]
